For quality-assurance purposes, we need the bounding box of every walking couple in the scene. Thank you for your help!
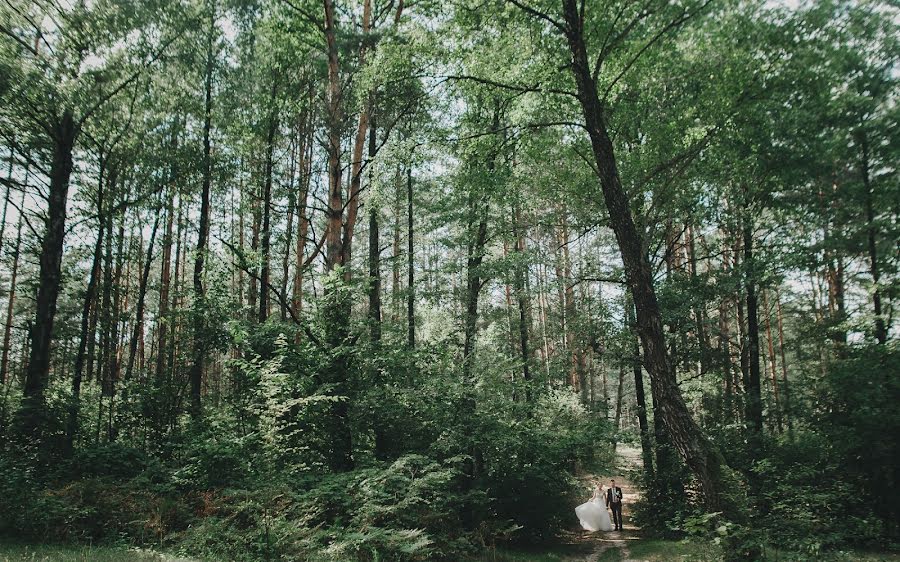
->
[575,479,624,532]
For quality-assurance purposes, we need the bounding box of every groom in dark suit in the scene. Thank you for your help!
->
[606,479,623,531]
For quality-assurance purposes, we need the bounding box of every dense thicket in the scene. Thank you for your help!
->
[0,0,896,560]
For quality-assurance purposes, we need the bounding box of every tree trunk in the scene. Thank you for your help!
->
[626,298,654,476]
[125,212,161,382]
[156,184,175,384]
[368,119,382,342]
[860,132,886,345]
[1,190,25,385]
[512,204,531,396]
[407,168,415,348]
[762,291,780,430]
[322,0,353,472]
[743,219,763,436]
[775,290,792,433]
[560,0,728,510]
[259,80,278,323]
[66,155,107,452]
[189,6,215,419]
[20,109,78,445]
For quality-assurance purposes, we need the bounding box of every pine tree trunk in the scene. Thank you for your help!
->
[560,0,729,510]
[1,190,25,386]
[66,155,106,452]
[743,219,763,436]
[407,168,415,348]
[368,120,382,342]
[189,5,215,419]
[259,81,278,323]
[859,132,886,345]
[125,212,161,383]
[21,109,78,445]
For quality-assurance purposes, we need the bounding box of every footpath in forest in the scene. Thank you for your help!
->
[565,445,644,562]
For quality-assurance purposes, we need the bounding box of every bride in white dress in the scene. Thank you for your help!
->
[575,482,613,532]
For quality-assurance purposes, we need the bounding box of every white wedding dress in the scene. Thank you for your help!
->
[575,488,613,532]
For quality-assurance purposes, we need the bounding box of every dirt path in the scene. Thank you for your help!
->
[567,445,644,562]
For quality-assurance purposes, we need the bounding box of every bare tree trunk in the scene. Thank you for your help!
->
[560,0,728,510]
[66,155,107,452]
[627,299,654,478]
[859,132,886,345]
[407,168,415,348]
[259,80,278,323]
[1,190,25,385]
[743,218,763,436]
[189,3,215,419]
[368,120,382,342]
[125,212,161,382]
[322,0,353,472]
[512,204,531,397]
[762,290,781,432]
[21,109,78,445]
[775,290,792,433]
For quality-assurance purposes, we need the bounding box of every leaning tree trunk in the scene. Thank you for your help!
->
[20,109,77,446]
[560,0,729,511]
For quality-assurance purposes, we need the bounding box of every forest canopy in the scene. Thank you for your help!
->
[0,0,897,560]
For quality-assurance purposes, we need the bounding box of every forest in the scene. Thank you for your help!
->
[0,0,897,560]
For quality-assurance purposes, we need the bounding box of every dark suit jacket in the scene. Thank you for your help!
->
[606,487,623,507]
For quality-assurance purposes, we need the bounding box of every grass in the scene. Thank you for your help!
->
[0,542,196,562]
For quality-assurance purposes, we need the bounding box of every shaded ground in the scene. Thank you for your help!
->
[563,444,644,562]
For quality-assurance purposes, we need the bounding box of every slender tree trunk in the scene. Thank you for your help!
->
[156,185,175,384]
[628,299,654,478]
[368,119,382,342]
[512,204,531,396]
[1,190,25,385]
[259,80,278,323]
[125,213,161,382]
[743,218,763,436]
[281,132,297,321]
[775,290,792,433]
[0,146,13,259]
[66,156,106,452]
[860,133,886,345]
[322,0,353,472]
[560,1,728,510]
[189,5,215,419]
[407,168,415,348]
[762,291,781,433]
[21,109,78,445]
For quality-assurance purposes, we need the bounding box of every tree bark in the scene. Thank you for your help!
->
[1,190,25,386]
[125,212,161,382]
[368,119,382,342]
[559,0,728,510]
[743,218,763,436]
[860,132,886,345]
[66,154,107,451]
[189,5,215,419]
[407,168,415,348]
[629,299,655,479]
[20,108,78,445]
[259,80,278,323]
